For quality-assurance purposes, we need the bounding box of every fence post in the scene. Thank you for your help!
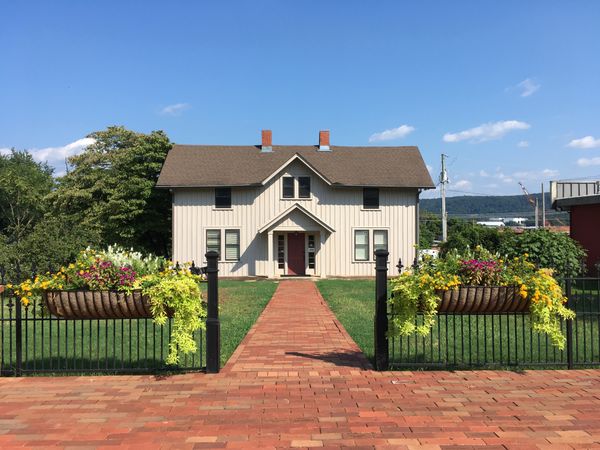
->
[374,249,389,371]
[565,277,574,370]
[205,251,220,373]
[15,292,22,377]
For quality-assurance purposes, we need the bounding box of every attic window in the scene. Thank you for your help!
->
[363,188,379,209]
[282,177,294,198]
[298,177,311,198]
[215,187,231,208]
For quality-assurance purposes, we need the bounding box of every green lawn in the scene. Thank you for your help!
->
[316,279,376,363]
[1,280,277,375]
[317,279,600,370]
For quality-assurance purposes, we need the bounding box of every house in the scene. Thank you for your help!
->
[551,180,600,275]
[157,130,434,278]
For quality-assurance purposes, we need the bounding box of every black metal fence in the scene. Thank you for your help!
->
[373,250,600,370]
[0,251,221,376]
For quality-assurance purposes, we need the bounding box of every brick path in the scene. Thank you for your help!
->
[2,280,600,449]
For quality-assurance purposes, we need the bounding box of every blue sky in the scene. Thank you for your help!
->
[1,1,600,197]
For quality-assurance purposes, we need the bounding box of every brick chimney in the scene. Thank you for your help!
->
[261,129,272,152]
[318,130,330,151]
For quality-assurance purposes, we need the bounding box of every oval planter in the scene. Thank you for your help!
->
[434,286,530,314]
[43,290,157,319]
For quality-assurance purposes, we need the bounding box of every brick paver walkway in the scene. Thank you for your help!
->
[2,280,600,449]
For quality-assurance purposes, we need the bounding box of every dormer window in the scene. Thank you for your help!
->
[363,187,379,209]
[215,187,231,208]
[282,177,295,198]
[298,177,311,198]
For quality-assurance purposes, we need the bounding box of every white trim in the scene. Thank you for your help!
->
[261,153,332,186]
[351,227,390,263]
[258,203,335,234]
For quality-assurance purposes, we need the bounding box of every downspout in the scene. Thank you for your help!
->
[415,189,421,266]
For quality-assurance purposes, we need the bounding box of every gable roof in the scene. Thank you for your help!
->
[157,145,435,189]
[258,203,335,234]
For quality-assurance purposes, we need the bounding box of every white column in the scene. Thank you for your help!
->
[319,231,327,278]
[267,231,275,278]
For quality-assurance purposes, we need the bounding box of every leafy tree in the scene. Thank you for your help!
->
[419,213,441,248]
[0,150,54,246]
[49,126,172,255]
[440,220,505,255]
[499,229,587,277]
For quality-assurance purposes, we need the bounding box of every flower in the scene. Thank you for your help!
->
[388,246,575,350]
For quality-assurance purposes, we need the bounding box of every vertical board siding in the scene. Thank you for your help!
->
[172,160,417,277]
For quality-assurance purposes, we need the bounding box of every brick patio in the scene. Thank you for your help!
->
[2,280,600,449]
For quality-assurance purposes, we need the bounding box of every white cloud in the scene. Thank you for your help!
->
[453,179,472,190]
[517,78,540,97]
[0,147,11,156]
[577,157,600,167]
[541,168,559,177]
[369,125,415,143]
[517,140,529,148]
[443,120,530,143]
[30,138,96,163]
[479,170,490,177]
[160,103,191,116]
[426,164,433,173]
[514,169,559,180]
[568,136,600,149]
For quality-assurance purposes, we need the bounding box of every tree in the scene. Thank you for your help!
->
[440,220,505,255]
[499,229,587,277]
[0,150,54,246]
[49,126,172,255]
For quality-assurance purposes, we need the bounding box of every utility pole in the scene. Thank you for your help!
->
[535,198,539,228]
[541,182,546,228]
[440,154,449,242]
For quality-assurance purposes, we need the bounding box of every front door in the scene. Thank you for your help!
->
[287,233,305,275]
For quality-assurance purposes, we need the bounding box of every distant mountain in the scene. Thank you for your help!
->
[420,193,569,224]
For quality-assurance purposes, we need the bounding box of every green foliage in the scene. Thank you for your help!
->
[499,229,587,277]
[48,126,172,255]
[143,273,206,365]
[440,220,504,254]
[419,213,440,248]
[0,150,54,245]
[389,247,575,349]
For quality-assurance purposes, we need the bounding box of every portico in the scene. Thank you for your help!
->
[258,203,334,278]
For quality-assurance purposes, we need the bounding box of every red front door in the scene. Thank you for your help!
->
[287,233,305,275]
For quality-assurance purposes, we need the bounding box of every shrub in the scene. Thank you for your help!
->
[499,229,587,277]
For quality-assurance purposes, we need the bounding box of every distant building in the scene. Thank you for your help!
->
[477,221,505,227]
[551,180,600,275]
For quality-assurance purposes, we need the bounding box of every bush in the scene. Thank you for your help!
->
[499,229,587,278]
[440,222,504,255]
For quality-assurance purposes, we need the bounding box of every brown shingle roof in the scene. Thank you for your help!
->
[157,145,435,189]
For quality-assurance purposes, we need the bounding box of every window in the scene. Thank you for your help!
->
[363,188,379,209]
[373,230,388,258]
[206,229,221,258]
[215,187,231,208]
[224,230,240,261]
[354,230,369,261]
[277,235,285,269]
[298,177,311,198]
[308,235,316,269]
[282,177,294,198]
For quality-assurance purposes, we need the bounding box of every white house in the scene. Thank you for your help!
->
[157,130,434,278]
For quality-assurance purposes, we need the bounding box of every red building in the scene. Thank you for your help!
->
[552,181,600,275]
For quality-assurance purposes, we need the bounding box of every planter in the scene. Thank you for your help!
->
[434,286,530,314]
[43,290,157,319]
